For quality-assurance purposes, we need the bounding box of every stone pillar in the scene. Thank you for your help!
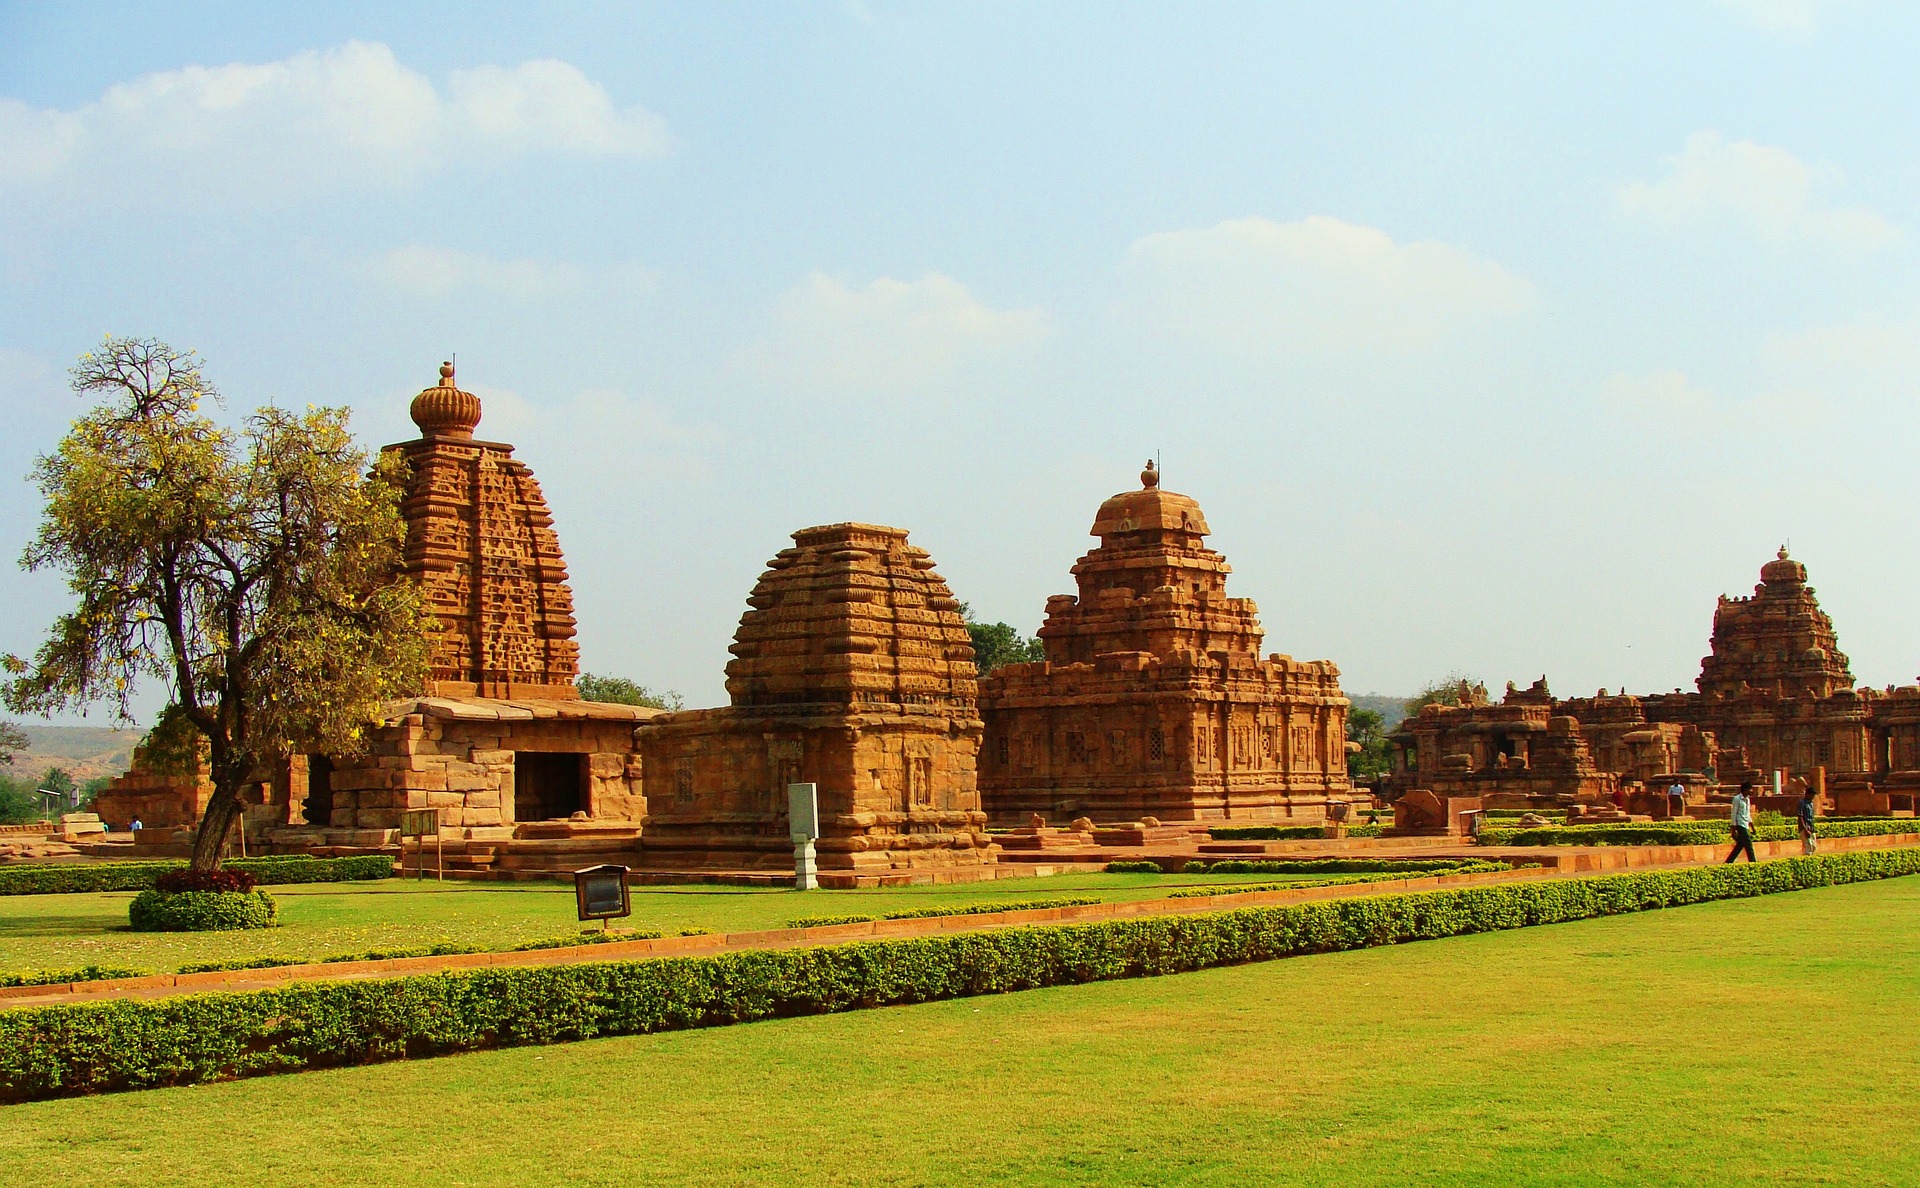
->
[789,782,819,891]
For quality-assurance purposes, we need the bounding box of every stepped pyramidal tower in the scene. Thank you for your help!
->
[978,462,1352,823]
[638,523,996,882]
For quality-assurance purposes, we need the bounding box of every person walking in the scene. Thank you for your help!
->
[1797,786,1818,855]
[1667,780,1687,819]
[1725,782,1758,863]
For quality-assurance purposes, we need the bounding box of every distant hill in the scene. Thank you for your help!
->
[1348,693,1413,728]
[6,724,143,783]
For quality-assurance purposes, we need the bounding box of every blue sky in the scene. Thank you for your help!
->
[4,1,1920,722]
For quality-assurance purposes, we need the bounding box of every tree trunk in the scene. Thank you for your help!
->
[190,786,245,871]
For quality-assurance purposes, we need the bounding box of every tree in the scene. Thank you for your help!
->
[1346,706,1391,780]
[1403,672,1486,721]
[576,673,684,710]
[39,766,75,807]
[3,337,433,871]
[959,602,1046,675]
[0,720,24,768]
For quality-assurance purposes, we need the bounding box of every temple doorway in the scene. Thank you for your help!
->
[304,755,335,827]
[515,752,586,821]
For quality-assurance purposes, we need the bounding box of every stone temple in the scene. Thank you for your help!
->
[637,523,996,881]
[977,462,1353,823]
[1386,547,1920,815]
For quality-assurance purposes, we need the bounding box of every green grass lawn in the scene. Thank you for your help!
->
[0,869,1358,974]
[2,875,1916,1185]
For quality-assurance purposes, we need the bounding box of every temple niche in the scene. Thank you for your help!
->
[636,523,996,884]
[978,463,1352,824]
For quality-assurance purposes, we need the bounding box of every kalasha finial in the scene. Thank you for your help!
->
[410,360,481,438]
[1778,544,1790,560]
[1141,459,1160,489]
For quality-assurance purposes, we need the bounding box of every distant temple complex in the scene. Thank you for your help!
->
[977,462,1352,823]
[1386,548,1920,816]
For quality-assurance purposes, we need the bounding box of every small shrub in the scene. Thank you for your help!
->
[128,889,278,932]
[1104,860,1166,873]
[1182,860,1210,873]
[155,868,258,894]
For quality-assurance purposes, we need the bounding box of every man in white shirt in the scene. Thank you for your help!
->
[1724,782,1757,863]
[1667,781,1686,819]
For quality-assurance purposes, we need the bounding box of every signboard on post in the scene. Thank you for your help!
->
[574,864,632,929]
[788,782,819,891]
[399,807,442,881]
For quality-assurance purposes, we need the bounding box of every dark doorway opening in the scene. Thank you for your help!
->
[304,755,335,827]
[515,752,586,821]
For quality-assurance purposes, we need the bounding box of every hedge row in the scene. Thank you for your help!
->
[1162,862,1513,899]
[1209,823,1388,841]
[6,847,1916,1102]
[0,965,143,989]
[173,927,720,975]
[1479,819,1918,848]
[786,897,1101,929]
[1185,857,1510,875]
[0,855,393,896]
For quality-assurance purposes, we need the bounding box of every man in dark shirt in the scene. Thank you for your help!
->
[1797,787,1818,855]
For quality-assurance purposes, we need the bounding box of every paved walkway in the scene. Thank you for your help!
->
[3,832,1913,1011]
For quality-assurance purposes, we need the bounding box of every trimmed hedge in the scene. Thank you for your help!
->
[787,897,1101,929]
[1207,823,1388,841]
[1188,857,1511,875]
[128,890,278,932]
[1478,819,1918,848]
[1104,861,1167,873]
[0,966,145,989]
[5,847,1915,1102]
[0,855,393,896]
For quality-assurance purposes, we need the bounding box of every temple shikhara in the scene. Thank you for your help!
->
[978,462,1351,823]
[87,362,1919,873]
[636,523,994,877]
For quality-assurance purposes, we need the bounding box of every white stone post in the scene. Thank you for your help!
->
[788,782,819,891]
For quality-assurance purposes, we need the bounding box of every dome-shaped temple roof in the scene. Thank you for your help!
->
[1761,545,1807,585]
[410,361,482,439]
[1089,460,1210,537]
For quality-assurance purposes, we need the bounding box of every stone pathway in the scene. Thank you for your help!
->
[3,832,1913,1011]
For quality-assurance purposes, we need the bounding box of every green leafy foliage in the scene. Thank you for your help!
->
[0,965,147,988]
[128,889,278,932]
[1185,858,1511,875]
[0,721,25,767]
[0,854,391,896]
[574,674,684,710]
[2,337,434,870]
[1103,861,1167,873]
[958,602,1045,674]
[1477,819,1920,847]
[786,896,1101,929]
[1347,706,1391,779]
[3,848,1916,1103]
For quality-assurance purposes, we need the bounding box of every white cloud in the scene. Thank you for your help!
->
[0,41,670,199]
[361,245,654,301]
[743,271,1050,391]
[1712,0,1849,34]
[1618,131,1897,249]
[1599,368,1822,436]
[1766,312,1920,375]
[1117,215,1532,353]
[471,385,722,485]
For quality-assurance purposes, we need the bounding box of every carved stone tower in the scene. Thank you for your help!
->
[385,362,580,699]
